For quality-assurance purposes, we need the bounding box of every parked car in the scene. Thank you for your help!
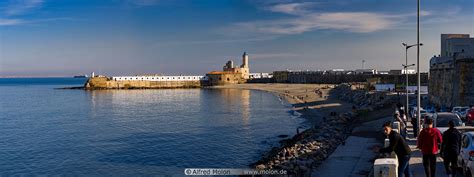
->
[433,112,464,134]
[467,109,474,125]
[453,107,471,113]
[458,131,474,177]
[459,109,472,121]
[453,106,471,119]
[411,108,428,120]
[466,160,474,177]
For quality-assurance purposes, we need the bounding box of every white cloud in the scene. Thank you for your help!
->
[266,2,317,15]
[227,12,394,35]
[5,0,44,16]
[0,18,24,26]
[223,2,399,35]
[0,17,77,26]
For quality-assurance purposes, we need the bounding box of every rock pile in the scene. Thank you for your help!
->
[331,83,399,111]
[253,110,355,176]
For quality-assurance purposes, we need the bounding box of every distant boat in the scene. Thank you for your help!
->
[73,75,88,78]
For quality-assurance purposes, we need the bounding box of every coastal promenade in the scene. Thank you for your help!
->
[312,116,392,177]
[213,83,398,176]
[215,83,454,177]
[310,115,454,177]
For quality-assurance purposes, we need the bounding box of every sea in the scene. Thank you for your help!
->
[0,78,305,176]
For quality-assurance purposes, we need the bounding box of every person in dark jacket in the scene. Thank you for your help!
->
[376,121,412,177]
[441,120,462,177]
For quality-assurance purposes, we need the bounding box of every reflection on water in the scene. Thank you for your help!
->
[0,82,303,176]
[215,88,251,126]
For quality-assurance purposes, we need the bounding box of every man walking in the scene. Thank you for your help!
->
[394,112,407,139]
[417,118,443,177]
[377,121,412,177]
[441,120,461,177]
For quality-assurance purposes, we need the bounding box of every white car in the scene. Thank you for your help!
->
[459,132,474,177]
[411,107,427,120]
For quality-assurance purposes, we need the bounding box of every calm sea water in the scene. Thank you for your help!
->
[0,78,304,176]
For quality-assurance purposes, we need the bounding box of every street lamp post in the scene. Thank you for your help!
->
[402,63,415,121]
[417,0,421,135]
[402,43,422,119]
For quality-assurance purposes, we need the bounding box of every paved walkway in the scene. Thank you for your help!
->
[311,117,391,177]
[406,121,457,177]
[311,117,462,177]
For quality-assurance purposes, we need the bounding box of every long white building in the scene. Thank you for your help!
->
[112,75,208,81]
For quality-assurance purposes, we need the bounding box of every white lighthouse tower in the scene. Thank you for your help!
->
[241,52,249,79]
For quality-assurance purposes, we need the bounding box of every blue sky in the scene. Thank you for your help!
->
[0,0,473,77]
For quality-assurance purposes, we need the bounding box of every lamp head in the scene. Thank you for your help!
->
[419,43,423,46]
[402,43,407,46]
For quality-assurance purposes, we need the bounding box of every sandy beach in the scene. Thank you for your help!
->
[211,83,354,123]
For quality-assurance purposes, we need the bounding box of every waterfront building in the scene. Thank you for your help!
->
[441,34,472,57]
[249,73,272,79]
[429,34,474,107]
[389,69,415,75]
[207,52,250,85]
[272,71,290,83]
[112,75,208,81]
[354,69,378,75]
[271,69,427,85]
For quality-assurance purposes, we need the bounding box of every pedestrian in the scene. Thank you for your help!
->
[394,112,407,139]
[375,121,412,177]
[411,116,419,137]
[441,120,461,177]
[417,118,443,177]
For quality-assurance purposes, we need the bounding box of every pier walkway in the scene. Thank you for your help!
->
[311,117,463,177]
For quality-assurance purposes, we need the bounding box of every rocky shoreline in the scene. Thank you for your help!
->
[250,83,400,176]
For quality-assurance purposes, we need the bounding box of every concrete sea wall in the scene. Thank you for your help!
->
[84,77,207,89]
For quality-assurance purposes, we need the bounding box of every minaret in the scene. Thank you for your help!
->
[242,52,249,68]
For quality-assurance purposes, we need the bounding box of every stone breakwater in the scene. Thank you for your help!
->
[252,84,399,176]
[252,112,355,175]
[83,77,206,89]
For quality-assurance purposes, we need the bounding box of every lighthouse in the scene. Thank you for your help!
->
[241,52,249,68]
